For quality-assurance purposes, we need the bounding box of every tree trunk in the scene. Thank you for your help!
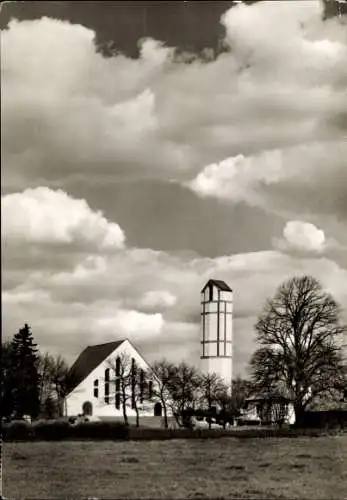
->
[134,402,140,427]
[173,411,181,427]
[162,402,168,429]
[122,387,128,426]
[122,403,128,426]
[294,402,305,428]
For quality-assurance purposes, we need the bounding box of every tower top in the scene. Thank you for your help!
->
[201,279,232,293]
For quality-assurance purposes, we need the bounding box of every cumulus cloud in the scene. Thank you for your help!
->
[139,290,177,311]
[187,151,282,206]
[274,221,326,253]
[2,2,346,194]
[1,187,125,250]
[187,141,347,218]
[95,310,164,338]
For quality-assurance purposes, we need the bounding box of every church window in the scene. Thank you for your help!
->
[104,368,110,404]
[131,358,136,409]
[115,391,121,410]
[140,370,145,403]
[115,375,121,410]
[148,380,153,400]
[115,356,121,376]
[93,379,99,398]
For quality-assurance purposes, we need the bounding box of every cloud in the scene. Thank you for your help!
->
[2,3,346,193]
[187,151,282,206]
[2,187,125,250]
[187,141,347,218]
[139,290,177,311]
[94,310,164,338]
[274,221,326,253]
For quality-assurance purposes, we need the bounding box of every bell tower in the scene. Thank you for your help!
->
[200,279,233,391]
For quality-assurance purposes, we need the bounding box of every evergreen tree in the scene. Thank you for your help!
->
[9,324,41,419]
[1,340,14,419]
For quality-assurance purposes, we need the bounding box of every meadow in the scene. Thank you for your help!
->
[3,435,347,499]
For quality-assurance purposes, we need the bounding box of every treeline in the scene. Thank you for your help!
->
[104,353,252,428]
[1,324,252,427]
[1,324,71,421]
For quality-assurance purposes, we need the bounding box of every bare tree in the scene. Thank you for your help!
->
[167,362,200,428]
[37,352,52,409]
[213,377,253,427]
[250,275,347,426]
[130,360,152,427]
[107,353,131,426]
[150,359,176,429]
[107,353,151,427]
[199,372,227,429]
[50,354,71,417]
[38,353,71,417]
[231,377,253,413]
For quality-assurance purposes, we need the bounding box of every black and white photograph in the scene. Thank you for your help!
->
[1,0,347,498]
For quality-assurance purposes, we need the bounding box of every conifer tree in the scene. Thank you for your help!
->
[1,340,14,419]
[9,323,41,419]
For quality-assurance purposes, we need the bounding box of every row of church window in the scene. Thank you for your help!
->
[93,357,153,409]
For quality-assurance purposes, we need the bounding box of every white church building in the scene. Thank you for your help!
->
[65,338,162,419]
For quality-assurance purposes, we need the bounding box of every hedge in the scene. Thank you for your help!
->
[298,410,347,429]
[128,426,327,440]
[3,417,346,442]
[2,420,129,442]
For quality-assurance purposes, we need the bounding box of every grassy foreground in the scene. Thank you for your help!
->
[3,435,347,499]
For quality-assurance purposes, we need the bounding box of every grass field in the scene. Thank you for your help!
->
[3,435,347,499]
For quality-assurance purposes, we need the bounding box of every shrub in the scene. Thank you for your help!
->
[296,411,347,429]
[2,419,129,441]
[33,420,72,440]
[2,421,35,441]
[3,419,338,442]
[72,421,129,440]
[128,426,329,441]
[129,427,227,441]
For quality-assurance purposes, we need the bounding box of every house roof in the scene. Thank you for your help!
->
[67,340,125,393]
[245,393,291,403]
[201,279,232,293]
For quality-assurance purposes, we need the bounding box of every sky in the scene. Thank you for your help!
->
[1,0,347,377]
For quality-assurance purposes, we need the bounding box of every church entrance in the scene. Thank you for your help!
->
[82,401,93,416]
[154,402,162,417]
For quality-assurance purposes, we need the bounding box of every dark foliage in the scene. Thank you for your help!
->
[3,419,341,442]
[33,421,72,440]
[2,421,35,441]
[1,340,14,419]
[72,421,129,440]
[2,420,129,442]
[297,410,347,429]
[4,324,41,419]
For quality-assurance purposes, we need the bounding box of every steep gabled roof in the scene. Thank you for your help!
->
[67,340,125,393]
[201,279,232,293]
